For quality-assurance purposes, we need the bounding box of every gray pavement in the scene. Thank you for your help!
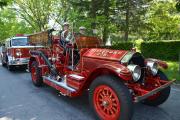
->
[0,65,180,120]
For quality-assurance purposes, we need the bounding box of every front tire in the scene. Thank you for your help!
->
[31,61,43,87]
[7,63,14,71]
[89,75,133,120]
[143,71,171,106]
[1,60,6,67]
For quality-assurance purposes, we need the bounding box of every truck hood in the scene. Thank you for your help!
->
[83,48,130,61]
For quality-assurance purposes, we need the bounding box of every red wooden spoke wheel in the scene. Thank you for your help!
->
[31,64,37,83]
[31,61,43,87]
[93,85,120,120]
[89,76,133,120]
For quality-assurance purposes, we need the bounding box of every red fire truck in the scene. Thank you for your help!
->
[28,29,174,120]
[1,34,42,71]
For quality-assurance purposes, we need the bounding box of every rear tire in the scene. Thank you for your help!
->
[31,61,43,87]
[89,75,133,120]
[142,71,171,106]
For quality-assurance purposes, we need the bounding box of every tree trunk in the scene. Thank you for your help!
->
[103,0,110,43]
[124,0,130,41]
[90,0,97,34]
[103,25,108,43]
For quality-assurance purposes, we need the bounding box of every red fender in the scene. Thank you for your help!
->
[91,63,132,81]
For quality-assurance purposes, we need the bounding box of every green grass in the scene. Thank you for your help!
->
[162,61,180,83]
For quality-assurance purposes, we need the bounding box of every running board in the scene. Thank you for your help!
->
[43,76,76,93]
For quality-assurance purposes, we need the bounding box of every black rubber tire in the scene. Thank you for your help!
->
[2,63,6,67]
[20,65,27,71]
[7,63,14,71]
[1,60,6,67]
[142,71,171,106]
[89,75,133,120]
[31,61,43,87]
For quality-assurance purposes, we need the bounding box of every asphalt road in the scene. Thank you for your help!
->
[0,65,180,120]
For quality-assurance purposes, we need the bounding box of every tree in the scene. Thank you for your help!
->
[14,0,56,31]
[0,8,33,42]
[146,0,180,40]
[176,0,180,12]
[115,0,152,41]
[0,0,11,8]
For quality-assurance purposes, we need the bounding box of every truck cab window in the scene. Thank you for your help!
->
[11,38,29,46]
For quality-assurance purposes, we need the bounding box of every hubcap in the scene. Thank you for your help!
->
[102,101,109,107]
[93,85,120,120]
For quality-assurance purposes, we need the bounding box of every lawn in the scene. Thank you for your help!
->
[162,61,180,83]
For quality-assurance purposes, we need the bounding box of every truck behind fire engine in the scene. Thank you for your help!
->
[1,34,42,71]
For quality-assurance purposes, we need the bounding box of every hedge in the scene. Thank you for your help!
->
[110,40,180,61]
[141,40,180,61]
[110,42,134,50]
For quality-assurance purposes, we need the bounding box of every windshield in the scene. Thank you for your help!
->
[11,38,29,46]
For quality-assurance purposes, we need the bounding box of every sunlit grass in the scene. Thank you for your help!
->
[162,61,180,83]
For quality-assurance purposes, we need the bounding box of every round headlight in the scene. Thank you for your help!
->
[16,49,22,56]
[146,61,158,76]
[16,52,22,56]
[127,64,141,82]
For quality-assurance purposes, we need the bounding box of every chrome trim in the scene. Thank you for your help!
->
[43,76,76,92]
[69,74,84,80]
[8,57,29,65]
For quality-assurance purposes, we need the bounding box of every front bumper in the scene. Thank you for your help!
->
[134,79,175,102]
[9,58,29,65]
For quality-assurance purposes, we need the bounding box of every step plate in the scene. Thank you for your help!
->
[43,76,76,92]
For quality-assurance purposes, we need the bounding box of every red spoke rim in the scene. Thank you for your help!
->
[31,66,36,82]
[93,85,120,120]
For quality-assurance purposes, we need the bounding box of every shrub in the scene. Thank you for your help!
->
[110,42,134,50]
[141,40,180,61]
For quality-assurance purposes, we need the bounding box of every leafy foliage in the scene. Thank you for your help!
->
[0,0,11,8]
[0,0,180,43]
[110,39,180,61]
[145,0,180,40]
[110,41,134,50]
[15,0,55,31]
[176,0,180,12]
[0,8,33,42]
[141,40,180,61]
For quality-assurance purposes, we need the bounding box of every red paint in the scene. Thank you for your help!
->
[16,34,24,37]
[31,64,37,83]
[83,48,128,61]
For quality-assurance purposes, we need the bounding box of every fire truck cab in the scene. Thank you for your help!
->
[1,34,41,71]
